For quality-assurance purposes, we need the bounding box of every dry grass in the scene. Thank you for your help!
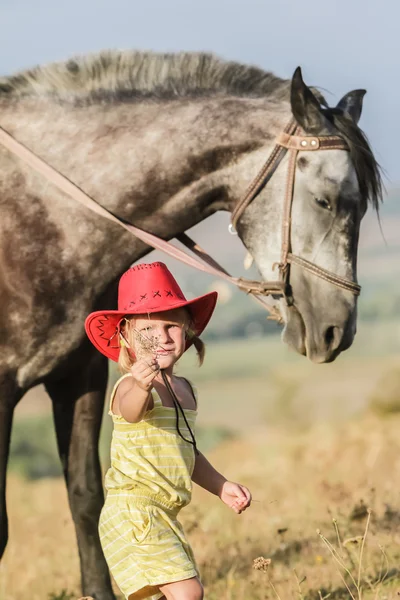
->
[0,476,81,599]
[4,330,400,598]
[369,365,400,416]
[187,414,400,599]
[1,414,400,599]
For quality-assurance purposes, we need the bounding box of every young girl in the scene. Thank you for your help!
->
[85,262,252,600]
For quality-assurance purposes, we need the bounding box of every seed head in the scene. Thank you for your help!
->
[253,557,271,572]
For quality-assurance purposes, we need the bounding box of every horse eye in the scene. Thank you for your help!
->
[315,197,331,210]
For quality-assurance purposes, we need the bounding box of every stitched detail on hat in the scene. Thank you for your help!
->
[140,294,148,301]
[122,301,136,310]
[96,316,110,341]
[166,290,173,297]
[119,262,165,282]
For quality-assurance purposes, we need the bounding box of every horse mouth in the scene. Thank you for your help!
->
[282,304,307,357]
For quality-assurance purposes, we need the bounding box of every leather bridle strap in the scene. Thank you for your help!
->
[230,118,361,298]
[287,255,361,295]
[279,127,361,297]
[231,119,298,231]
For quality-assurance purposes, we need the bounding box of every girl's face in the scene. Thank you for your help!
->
[132,309,188,369]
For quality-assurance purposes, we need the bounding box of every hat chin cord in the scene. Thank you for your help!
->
[161,370,199,455]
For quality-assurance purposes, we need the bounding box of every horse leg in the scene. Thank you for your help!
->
[45,354,115,600]
[0,372,22,558]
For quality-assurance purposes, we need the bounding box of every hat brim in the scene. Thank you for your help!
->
[85,291,218,362]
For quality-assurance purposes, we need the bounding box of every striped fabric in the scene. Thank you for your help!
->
[99,374,199,600]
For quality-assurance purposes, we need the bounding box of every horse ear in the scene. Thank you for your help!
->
[336,89,366,124]
[290,67,325,133]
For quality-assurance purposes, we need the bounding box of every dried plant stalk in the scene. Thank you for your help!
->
[131,328,160,359]
[253,557,282,600]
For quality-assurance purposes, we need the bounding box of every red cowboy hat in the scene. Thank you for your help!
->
[85,262,218,362]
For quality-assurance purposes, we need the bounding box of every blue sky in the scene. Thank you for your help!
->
[1,0,398,183]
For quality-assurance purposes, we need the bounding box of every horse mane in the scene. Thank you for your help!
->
[0,50,290,101]
[0,49,382,210]
[322,107,383,211]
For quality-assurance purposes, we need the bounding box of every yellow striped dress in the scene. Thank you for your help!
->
[99,374,199,600]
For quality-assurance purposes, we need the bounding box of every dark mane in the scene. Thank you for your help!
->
[0,50,289,102]
[323,107,383,211]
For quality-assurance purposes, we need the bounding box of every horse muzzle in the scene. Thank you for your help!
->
[282,302,356,363]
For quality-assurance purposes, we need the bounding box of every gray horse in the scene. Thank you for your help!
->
[0,51,381,599]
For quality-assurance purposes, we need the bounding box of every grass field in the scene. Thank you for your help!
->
[2,322,400,599]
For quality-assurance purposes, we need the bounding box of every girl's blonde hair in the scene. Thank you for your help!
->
[118,312,205,374]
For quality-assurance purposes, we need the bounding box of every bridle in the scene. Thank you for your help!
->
[0,117,360,322]
[230,118,361,305]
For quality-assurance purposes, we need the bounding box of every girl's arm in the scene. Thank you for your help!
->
[116,377,151,423]
[114,357,159,423]
[191,451,227,496]
[192,451,252,514]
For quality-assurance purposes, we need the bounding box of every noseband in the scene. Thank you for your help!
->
[230,118,361,303]
[0,117,360,323]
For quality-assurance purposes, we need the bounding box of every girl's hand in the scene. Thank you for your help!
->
[219,481,252,514]
[130,356,160,391]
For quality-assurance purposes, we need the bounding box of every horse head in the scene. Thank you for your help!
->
[235,68,381,363]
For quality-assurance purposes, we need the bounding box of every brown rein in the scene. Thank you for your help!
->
[0,118,360,323]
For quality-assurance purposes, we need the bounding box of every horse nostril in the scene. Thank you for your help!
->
[324,326,340,351]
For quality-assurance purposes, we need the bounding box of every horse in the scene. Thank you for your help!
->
[0,50,382,599]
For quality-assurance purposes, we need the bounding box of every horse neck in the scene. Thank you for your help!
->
[105,96,291,228]
[0,95,290,281]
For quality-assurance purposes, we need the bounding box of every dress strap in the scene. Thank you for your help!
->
[108,373,133,416]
